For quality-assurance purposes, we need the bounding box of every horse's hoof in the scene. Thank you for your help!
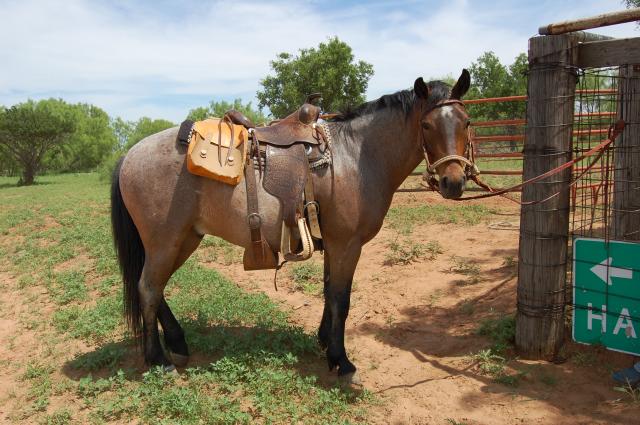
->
[339,371,363,387]
[169,352,189,367]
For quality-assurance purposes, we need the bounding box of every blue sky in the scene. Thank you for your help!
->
[0,0,637,122]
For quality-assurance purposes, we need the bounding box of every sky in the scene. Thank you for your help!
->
[0,0,638,122]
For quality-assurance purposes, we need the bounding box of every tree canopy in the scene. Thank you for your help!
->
[0,99,77,185]
[466,52,528,120]
[44,103,117,173]
[187,99,266,125]
[124,117,175,150]
[257,37,374,118]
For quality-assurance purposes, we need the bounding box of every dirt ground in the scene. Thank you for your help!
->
[1,185,639,424]
[212,190,639,425]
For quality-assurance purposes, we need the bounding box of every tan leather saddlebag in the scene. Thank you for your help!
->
[186,117,248,185]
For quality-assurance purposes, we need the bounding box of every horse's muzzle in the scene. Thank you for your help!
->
[439,174,466,199]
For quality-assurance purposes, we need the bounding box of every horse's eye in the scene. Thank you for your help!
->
[421,122,430,130]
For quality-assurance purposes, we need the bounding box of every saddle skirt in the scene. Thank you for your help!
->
[185,118,248,185]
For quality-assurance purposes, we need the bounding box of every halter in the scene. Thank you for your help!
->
[420,99,479,191]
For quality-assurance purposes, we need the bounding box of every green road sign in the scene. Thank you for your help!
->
[573,237,640,355]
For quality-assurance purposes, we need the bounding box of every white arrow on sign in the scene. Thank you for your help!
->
[590,257,633,285]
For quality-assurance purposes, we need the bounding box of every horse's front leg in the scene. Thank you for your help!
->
[322,241,361,378]
[318,252,331,349]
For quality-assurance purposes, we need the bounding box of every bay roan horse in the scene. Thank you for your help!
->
[111,70,472,381]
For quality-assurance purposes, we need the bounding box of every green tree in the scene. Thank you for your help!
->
[97,116,174,181]
[187,99,266,125]
[257,37,374,118]
[466,52,528,121]
[0,99,76,185]
[44,103,117,172]
[624,0,640,7]
[125,117,174,150]
[111,117,134,150]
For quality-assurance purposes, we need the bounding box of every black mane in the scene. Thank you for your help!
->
[331,80,451,122]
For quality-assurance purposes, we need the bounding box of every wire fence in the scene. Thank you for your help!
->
[568,66,640,331]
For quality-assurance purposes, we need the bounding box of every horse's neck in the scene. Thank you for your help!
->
[331,111,424,196]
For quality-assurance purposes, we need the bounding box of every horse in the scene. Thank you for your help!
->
[110,69,472,382]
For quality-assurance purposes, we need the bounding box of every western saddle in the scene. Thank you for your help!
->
[224,94,329,271]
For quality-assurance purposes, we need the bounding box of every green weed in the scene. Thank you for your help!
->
[473,316,521,386]
[614,381,640,403]
[473,348,524,386]
[290,262,323,295]
[450,256,482,284]
[446,419,468,425]
[21,362,54,414]
[572,351,598,367]
[40,409,73,425]
[385,238,442,265]
[476,315,515,354]
[51,270,88,304]
[502,255,517,268]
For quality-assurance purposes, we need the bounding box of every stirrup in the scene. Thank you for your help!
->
[281,218,314,261]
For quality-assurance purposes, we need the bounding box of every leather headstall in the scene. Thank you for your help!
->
[420,99,479,191]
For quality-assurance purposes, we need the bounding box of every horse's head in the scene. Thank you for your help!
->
[414,69,474,199]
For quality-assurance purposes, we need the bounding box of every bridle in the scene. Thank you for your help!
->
[419,99,479,191]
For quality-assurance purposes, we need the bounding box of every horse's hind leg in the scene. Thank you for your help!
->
[157,230,202,367]
[139,249,182,368]
[158,298,189,366]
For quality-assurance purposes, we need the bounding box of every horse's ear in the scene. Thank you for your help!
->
[414,77,430,99]
[451,69,471,100]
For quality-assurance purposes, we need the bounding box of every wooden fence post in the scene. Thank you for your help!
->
[613,65,640,241]
[516,34,579,359]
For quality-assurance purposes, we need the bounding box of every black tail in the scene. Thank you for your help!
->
[111,157,144,344]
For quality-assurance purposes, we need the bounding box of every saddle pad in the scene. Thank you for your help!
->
[186,118,248,185]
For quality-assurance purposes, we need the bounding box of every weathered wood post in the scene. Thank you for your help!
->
[613,64,640,242]
[516,34,579,358]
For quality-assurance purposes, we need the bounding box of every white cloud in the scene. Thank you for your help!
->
[0,0,637,121]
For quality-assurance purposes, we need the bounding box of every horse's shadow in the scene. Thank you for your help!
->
[354,250,635,424]
[62,321,340,390]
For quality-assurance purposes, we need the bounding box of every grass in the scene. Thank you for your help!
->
[476,315,516,354]
[459,299,475,315]
[445,419,469,425]
[197,235,242,265]
[473,158,523,190]
[0,173,372,424]
[450,256,482,285]
[472,315,523,386]
[572,351,599,367]
[385,204,496,235]
[290,262,323,295]
[384,238,442,265]
[613,381,640,404]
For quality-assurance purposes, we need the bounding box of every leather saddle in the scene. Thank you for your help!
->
[225,95,327,271]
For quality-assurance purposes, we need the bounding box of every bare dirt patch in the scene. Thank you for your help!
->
[207,191,639,425]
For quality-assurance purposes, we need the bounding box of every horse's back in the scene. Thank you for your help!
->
[118,127,282,252]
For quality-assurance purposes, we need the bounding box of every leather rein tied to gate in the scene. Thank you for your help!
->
[420,99,480,192]
[424,118,626,206]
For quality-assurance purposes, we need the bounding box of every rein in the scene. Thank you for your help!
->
[420,99,479,191]
[431,119,626,206]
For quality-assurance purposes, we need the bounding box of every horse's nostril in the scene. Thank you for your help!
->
[441,176,448,189]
